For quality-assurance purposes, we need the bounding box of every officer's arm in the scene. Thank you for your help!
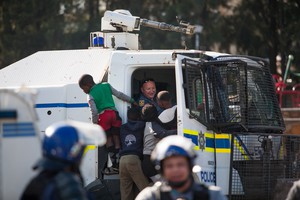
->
[152,122,177,139]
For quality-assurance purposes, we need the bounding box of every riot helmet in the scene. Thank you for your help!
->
[36,120,106,169]
[151,135,197,188]
[151,135,196,171]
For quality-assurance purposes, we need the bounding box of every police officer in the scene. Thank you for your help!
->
[137,78,162,114]
[21,120,106,200]
[136,135,227,200]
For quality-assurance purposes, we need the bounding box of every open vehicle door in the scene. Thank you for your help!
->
[175,53,285,195]
[175,55,231,193]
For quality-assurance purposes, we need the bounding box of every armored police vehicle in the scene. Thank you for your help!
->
[1,9,299,200]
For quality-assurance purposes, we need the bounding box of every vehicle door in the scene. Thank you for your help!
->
[175,55,232,193]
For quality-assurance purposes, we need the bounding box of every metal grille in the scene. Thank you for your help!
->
[230,133,300,200]
[183,59,208,124]
[184,58,285,133]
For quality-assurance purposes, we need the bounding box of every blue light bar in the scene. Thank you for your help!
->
[93,36,104,46]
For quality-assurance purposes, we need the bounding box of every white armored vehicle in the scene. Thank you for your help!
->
[1,9,299,200]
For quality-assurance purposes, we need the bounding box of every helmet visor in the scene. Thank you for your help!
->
[51,120,107,146]
[68,120,106,146]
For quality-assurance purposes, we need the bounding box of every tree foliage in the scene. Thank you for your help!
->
[0,0,299,75]
[221,0,300,74]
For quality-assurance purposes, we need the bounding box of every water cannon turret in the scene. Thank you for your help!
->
[91,10,195,50]
[101,9,195,35]
[101,10,141,32]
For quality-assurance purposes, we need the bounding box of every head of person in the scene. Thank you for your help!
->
[141,103,158,121]
[140,78,156,100]
[157,90,172,110]
[127,106,141,121]
[78,74,96,94]
[151,135,196,189]
[35,121,106,171]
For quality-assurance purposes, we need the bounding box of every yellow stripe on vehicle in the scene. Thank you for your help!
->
[233,138,249,160]
[183,129,231,153]
[184,129,198,136]
[83,145,96,156]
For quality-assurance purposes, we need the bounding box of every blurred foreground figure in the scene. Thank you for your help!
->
[21,121,106,200]
[286,180,300,200]
[136,135,227,200]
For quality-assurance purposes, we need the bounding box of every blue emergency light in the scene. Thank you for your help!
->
[93,36,104,46]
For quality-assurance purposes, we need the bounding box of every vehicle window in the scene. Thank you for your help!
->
[131,67,176,105]
[183,59,208,125]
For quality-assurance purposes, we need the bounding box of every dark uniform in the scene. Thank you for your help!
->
[21,158,90,200]
[136,180,227,200]
[137,94,163,114]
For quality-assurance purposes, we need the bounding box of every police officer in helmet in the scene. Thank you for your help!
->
[136,135,227,200]
[21,120,106,200]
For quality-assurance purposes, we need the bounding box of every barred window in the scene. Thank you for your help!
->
[183,57,284,133]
